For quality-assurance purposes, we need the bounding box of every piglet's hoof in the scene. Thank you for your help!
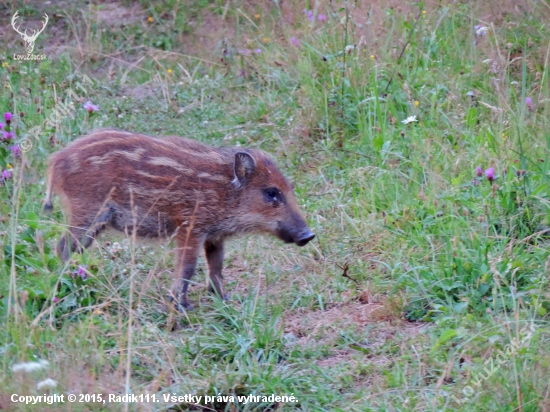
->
[169,295,194,312]
[208,288,230,302]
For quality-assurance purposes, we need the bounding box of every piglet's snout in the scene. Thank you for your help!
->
[295,229,315,247]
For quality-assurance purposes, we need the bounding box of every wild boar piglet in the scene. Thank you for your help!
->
[45,129,315,310]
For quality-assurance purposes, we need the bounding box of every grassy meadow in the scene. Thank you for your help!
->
[1,0,550,410]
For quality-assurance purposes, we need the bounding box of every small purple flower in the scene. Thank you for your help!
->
[485,167,495,182]
[472,179,480,186]
[303,9,313,21]
[4,112,12,124]
[475,166,483,177]
[83,101,99,114]
[526,97,534,111]
[77,265,88,280]
[1,131,14,141]
[0,123,5,130]
[254,48,262,54]
[9,145,20,157]
[2,169,12,180]
[318,14,327,22]
[290,37,300,47]
[53,296,59,303]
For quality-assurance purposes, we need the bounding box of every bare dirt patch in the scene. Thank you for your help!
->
[284,298,409,340]
[94,2,144,27]
[284,294,429,370]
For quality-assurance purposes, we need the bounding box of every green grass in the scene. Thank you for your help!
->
[2,0,550,410]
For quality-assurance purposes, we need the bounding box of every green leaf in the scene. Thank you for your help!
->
[454,301,468,313]
[26,212,38,229]
[465,107,478,128]
[349,344,370,354]
[439,329,457,344]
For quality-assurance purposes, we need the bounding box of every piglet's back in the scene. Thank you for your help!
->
[47,128,235,189]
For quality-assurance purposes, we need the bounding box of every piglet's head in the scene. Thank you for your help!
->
[232,151,315,247]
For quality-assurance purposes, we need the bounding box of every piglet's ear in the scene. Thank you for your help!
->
[233,152,256,187]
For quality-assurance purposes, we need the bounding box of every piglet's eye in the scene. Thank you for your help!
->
[264,188,278,201]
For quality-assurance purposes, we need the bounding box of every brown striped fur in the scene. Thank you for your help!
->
[45,128,315,310]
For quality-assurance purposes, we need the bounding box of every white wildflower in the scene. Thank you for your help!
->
[36,378,57,390]
[11,360,49,373]
[402,115,418,124]
[345,44,355,53]
[110,242,122,254]
[475,25,488,36]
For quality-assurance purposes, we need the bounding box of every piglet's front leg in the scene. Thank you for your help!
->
[205,240,229,301]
